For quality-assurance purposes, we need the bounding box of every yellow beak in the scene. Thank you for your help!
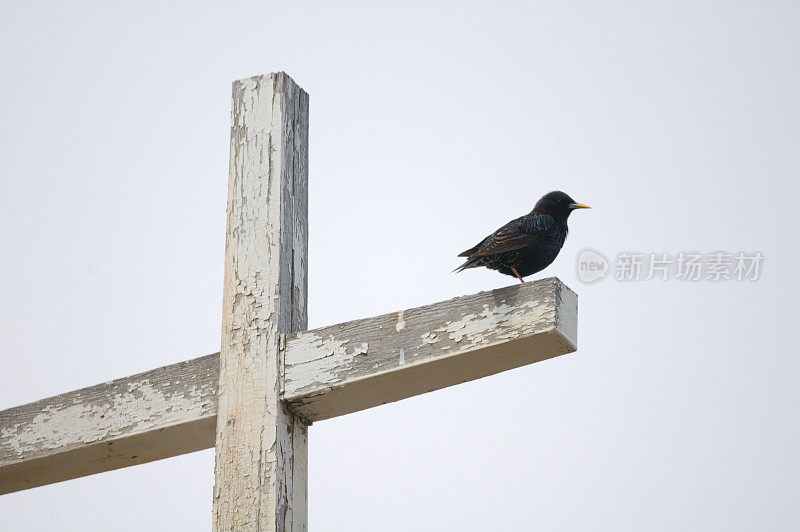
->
[569,203,591,210]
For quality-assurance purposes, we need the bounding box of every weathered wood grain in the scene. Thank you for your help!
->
[212,72,309,531]
[0,354,218,495]
[283,277,577,421]
[0,278,577,496]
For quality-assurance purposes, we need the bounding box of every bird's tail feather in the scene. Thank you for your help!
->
[453,259,478,273]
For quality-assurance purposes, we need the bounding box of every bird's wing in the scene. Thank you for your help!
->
[467,214,554,258]
[457,239,487,257]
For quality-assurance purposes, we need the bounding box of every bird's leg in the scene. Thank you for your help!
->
[510,267,525,283]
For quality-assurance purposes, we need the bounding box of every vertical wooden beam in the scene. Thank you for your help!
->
[213,73,309,531]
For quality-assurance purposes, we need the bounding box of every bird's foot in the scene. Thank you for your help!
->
[511,267,525,283]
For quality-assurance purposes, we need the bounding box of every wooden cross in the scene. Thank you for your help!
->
[0,73,579,530]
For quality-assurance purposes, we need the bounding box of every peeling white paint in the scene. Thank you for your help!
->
[282,279,575,424]
[285,332,352,388]
[213,73,309,530]
[421,332,438,345]
[1,277,576,496]
[435,300,552,350]
[353,343,369,356]
[2,374,216,459]
[283,280,570,409]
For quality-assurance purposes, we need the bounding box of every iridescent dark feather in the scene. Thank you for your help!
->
[454,191,589,282]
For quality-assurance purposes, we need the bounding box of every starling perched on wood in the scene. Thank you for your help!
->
[454,191,590,283]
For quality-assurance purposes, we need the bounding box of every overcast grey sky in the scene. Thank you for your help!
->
[1,1,798,530]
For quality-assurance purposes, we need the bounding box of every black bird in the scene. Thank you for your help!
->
[454,191,590,283]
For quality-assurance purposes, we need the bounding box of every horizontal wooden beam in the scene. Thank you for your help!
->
[283,277,577,421]
[0,277,577,494]
[0,355,219,495]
